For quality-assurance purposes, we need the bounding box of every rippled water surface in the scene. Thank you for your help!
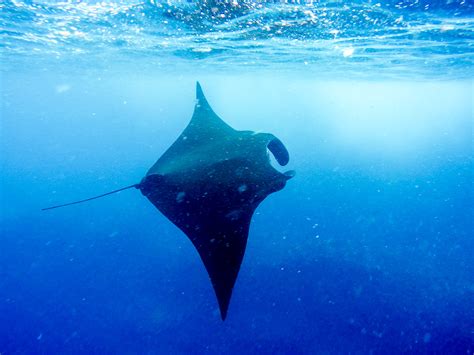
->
[2,0,473,77]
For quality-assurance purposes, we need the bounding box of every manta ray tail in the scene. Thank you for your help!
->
[42,184,139,211]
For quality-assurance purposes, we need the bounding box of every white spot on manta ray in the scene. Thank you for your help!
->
[238,184,248,193]
[176,191,186,203]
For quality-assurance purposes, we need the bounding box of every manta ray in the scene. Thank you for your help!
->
[43,82,294,320]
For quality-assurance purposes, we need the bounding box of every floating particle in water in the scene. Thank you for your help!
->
[226,209,242,220]
[423,333,431,343]
[55,84,71,93]
[354,285,363,297]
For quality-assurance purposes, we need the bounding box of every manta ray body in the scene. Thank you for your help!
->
[44,82,294,319]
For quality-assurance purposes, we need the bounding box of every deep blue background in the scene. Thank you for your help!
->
[1,73,473,353]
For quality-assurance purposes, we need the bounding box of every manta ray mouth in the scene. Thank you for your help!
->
[266,137,295,180]
[267,137,290,166]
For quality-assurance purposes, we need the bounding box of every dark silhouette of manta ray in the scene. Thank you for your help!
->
[43,82,294,320]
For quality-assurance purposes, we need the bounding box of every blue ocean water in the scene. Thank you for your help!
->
[1,0,473,353]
